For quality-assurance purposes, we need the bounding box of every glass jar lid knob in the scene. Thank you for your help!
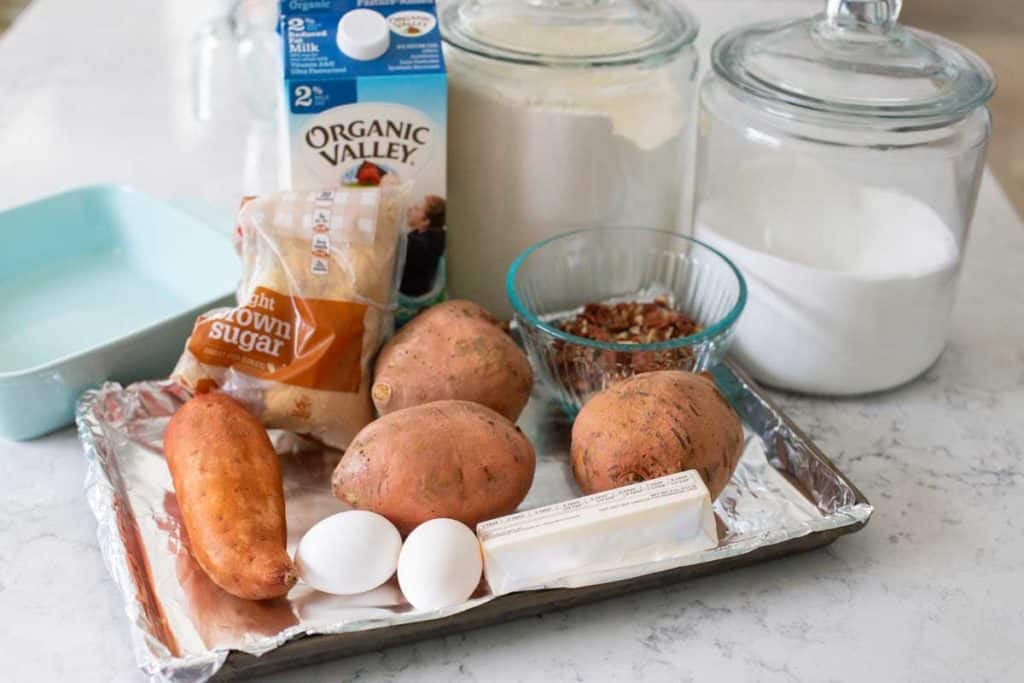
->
[825,0,901,31]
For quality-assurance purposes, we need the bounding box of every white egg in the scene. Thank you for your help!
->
[397,518,483,611]
[295,510,402,595]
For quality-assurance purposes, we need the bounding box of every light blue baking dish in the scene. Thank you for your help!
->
[0,185,240,440]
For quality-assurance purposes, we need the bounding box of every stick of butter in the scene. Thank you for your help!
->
[476,470,718,595]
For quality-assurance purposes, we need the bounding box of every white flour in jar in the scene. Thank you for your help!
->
[445,24,691,318]
[695,174,961,395]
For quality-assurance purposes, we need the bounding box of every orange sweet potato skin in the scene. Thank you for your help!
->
[371,300,533,422]
[570,371,744,499]
[333,400,536,535]
[164,393,296,600]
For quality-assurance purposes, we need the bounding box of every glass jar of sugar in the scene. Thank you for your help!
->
[440,0,700,318]
[693,0,995,395]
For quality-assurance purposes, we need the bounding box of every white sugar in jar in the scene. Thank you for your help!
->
[696,163,962,394]
[694,0,993,395]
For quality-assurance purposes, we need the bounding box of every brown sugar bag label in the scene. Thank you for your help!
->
[187,286,366,393]
[173,185,411,449]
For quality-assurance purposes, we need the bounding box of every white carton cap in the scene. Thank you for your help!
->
[336,9,390,61]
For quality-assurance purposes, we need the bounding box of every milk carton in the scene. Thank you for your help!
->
[279,0,447,323]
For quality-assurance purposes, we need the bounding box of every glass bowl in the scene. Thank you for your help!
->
[507,227,747,416]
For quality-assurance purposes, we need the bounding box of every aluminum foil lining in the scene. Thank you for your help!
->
[76,363,872,683]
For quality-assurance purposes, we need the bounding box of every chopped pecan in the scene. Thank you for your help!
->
[554,299,701,396]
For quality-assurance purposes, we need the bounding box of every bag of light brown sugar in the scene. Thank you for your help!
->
[173,184,410,448]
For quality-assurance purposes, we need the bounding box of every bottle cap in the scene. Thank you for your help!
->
[337,9,390,62]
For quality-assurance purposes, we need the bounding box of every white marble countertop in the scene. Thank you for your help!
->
[2,1,1023,681]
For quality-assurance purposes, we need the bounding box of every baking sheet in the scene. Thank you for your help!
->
[76,362,872,682]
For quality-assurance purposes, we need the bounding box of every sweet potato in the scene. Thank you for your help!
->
[371,300,533,422]
[164,393,297,600]
[159,494,299,647]
[332,400,536,535]
[570,371,744,499]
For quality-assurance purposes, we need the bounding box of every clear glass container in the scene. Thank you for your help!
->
[693,0,995,395]
[440,0,700,318]
[507,227,746,415]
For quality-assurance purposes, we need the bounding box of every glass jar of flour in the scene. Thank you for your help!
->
[440,0,699,318]
[694,0,995,395]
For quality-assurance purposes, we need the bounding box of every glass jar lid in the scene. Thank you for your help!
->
[712,0,995,120]
[440,0,698,67]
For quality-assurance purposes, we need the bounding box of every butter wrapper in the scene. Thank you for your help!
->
[478,471,718,595]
